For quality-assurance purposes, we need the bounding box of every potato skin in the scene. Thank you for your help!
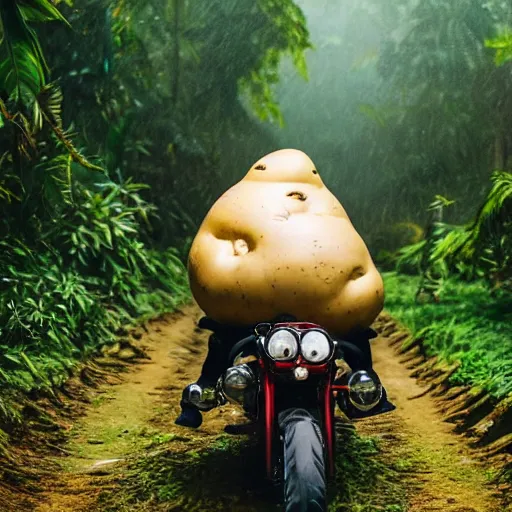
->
[188,149,384,336]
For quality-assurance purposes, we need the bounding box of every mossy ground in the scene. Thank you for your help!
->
[98,427,408,512]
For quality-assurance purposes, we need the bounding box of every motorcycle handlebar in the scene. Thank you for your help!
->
[227,334,258,365]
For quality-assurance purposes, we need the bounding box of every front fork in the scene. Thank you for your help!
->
[322,371,338,479]
[262,364,341,481]
[261,363,276,479]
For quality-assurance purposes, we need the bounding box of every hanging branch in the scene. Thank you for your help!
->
[41,108,105,173]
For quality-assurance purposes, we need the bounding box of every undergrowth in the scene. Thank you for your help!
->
[99,429,407,512]
[0,1,191,437]
[0,181,190,432]
[383,272,512,400]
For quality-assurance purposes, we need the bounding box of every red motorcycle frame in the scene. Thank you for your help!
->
[258,321,349,479]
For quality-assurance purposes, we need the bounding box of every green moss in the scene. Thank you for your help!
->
[383,272,512,400]
[99,429,408,512]
[330,429,407,512]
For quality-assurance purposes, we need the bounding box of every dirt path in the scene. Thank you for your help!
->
[358,334,500,512]
[31,305,502,511]
[33,305,201,511]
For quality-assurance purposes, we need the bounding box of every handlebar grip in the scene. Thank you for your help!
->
[227,334,258,364]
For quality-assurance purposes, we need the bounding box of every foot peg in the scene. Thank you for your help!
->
[175,382,219,429]
[181,383,219,411]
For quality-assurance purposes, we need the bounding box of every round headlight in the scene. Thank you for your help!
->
[222,364,256,405]
[267,329,299,361]
[348,370,382,411]
[301,330,332,363]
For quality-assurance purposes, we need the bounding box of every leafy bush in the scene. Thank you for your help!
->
[384,272,512,400]
[0,1,190,422]
[0,179,189,406]
[48,180,189,316]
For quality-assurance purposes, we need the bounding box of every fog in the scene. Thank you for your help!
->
[33,0,512,253]
[245,0,512,252]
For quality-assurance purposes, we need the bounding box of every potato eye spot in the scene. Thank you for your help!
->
[255,163,266,170]
[312,169,318,174]
[233,239,249,256]
[349,266,365,280]
[287,191,307,201]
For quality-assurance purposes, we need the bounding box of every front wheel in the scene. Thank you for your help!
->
[279,408,327,512]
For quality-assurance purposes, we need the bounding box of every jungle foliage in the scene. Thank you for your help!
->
[0,1,189,428]
[270,0,512,253]
[379,13,512,411]
[0,0,311,430]
[383,122,512,404]
[379,13,512,297]
[37,0,312,246]
[384,273,512,401]
[365,0,512,242]
[391,169,511,294]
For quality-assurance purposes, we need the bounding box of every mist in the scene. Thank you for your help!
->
[238,0,512,253]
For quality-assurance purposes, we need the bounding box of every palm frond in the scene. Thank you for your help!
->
[0,2,46,102]
[468,170,512,243]
[395,239,426,270]
[33,82,63,131]
[0,1,68,103]
[430,224,473,263]
[18,0,69,25]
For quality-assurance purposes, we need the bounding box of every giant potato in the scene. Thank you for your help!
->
[188,149,384,336]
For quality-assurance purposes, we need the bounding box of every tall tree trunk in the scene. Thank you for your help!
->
[494,133,505,170]
[171,0,181,107]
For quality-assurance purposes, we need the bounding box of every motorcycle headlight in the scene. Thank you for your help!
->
[222,364,256,405]
[267,329,299,361]
[348,370,383,411]
[301,330,332,363]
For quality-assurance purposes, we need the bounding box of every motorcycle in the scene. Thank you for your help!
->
[187,320,395,512]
